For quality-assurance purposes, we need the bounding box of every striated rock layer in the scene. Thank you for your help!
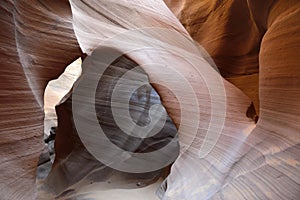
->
[0,0,81,199]
[165,0,300,198]
[0,0,299,199]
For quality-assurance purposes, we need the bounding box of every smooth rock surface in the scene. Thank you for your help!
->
[0,0,299,199]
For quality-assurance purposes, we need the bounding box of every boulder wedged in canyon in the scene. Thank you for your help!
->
[0,0,299,199]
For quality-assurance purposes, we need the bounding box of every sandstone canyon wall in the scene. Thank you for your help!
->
[0,0,299,199]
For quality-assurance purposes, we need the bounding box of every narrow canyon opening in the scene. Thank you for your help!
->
[36,54,180,199]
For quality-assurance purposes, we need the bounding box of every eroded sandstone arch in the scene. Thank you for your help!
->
[0,0,299,199]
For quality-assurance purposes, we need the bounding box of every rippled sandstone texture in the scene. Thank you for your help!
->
[0,0,81,199]
[0,0,299,199]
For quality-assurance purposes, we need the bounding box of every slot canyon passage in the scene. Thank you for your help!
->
[0,0,299,199]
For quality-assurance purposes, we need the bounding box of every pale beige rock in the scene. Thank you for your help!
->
[44,58,82,136]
